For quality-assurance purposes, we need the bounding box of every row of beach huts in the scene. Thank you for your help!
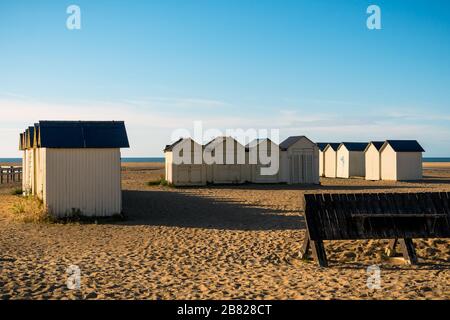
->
[164,137,424,186]
[18,120,424,217]
[318,140,424,181]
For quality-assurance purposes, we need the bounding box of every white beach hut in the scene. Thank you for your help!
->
[336,142,368,178]
[204,136,247,184]
[380,140,425,181]
[364,141,385,181]
[317,143,333,177]
[323,143,340,178]
[279,136,319,184]
[19,121,130,217]
[246,138,281,183]
[164,138,206,186]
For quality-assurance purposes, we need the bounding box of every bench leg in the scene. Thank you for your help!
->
[299,236,310,260]
[399,238,418,265]
[311,240,328,267]
[385,239,398,257]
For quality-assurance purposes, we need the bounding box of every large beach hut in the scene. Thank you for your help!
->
[19,121,129,217]
[279,136,319,184]
[323,143,340,178]
[164,138,206,186]
[336,142,368,178]
[380,140,424,181]
[204,136,247,184]
[246,138,281,183]
[364,141,384,181]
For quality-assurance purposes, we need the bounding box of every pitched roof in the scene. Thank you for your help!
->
[279,136,315,151]
[163,138,184,152]
[245,138,280,152]
[324,143,341,151]
[365,141,385,152]
[339,142,369,152]
[32,121,129,148]
[383,140,425,152]
[317,142,335,151]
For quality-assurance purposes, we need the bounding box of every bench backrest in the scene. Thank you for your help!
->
[304,192,450,241]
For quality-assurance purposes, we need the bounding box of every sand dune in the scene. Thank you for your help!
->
[0,163,449,300]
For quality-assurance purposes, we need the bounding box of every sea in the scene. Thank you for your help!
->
[1,157,449,164]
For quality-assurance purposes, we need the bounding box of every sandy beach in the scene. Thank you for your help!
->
[0,162,449,300]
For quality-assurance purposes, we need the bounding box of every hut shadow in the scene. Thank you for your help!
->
[121,190,305,231]
[412,176,450,184]
[192,183,425,192]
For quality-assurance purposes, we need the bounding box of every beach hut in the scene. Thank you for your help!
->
[246,138,281,183]
[279,136,319,184]
[19,121,129,217]
[164,138,206,186]
[323,143,340,178]
[380,140,424,181]
[204,136,247,184]
[22,127,36,195]
[364,141,385,181]
[317,143,333,177]
[336,142,369,178]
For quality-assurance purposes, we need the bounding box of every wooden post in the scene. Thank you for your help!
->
[299,234,311,260]
[399,238,418,265]
[385,239,398,257]
[311,240,328,267]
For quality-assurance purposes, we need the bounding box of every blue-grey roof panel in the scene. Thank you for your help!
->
[340,142,369,152]
[326,143,341,151]
[385,140,424,152]
[38,121,129,148]
[317,142,335,151]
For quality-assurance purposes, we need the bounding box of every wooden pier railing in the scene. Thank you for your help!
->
[0,166,22,184]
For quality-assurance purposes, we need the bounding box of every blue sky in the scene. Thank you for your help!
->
[1,0,450,156]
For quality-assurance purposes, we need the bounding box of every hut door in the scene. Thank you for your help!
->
[291,151,313,184]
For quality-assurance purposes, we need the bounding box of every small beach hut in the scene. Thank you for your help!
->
[336,142,369,178]
[317,143,333,177]
[323,143,340,178]
[19,121,129,217]
[279,136,319,184]
[364,141,384,181]
[204,136,247,184]
[246,138,281,183]
[164,138,206,186]
[380,140,425,181]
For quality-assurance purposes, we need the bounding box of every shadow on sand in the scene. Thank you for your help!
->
[122,190,305,231]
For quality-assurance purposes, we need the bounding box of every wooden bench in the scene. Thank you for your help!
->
[300,192,450,267]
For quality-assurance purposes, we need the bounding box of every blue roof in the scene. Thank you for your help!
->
[317,142,335,151]
[340,142,369,152]
[384,140,424,152]
[34,121,129,148]
[325,143,341,151]
[370,141,385,151]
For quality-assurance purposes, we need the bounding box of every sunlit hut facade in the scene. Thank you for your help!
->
[164,137,206,186]
[279,136,319,184]
[204,136,247,184]
[323,143,340,178]
[19,126,36,195]
[364,141,384,181]
[317,142,333,177]
[336,142,369,178]
[380,140,425,181]
[19,121,129,217]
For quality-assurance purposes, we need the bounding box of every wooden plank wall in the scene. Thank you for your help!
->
[304,192,450,241]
